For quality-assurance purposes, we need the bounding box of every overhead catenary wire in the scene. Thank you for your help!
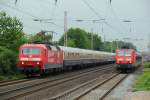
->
[23,25,42,32]
[104,21,123,34]
[0,3,40,19]
[0,3,64,29]
[38,0,65,16]
[0,1,120,32]
[109,4,129,33]
[81,0,125,34]
[1,0,126,35]
[81,0,103,19]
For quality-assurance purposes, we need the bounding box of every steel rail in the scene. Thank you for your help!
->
[100,74,128,100]
[0,78,31,87]
[0,65,115,100]
[49,73,119,100]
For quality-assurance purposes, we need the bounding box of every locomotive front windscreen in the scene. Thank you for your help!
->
[22,48,41,54]
[118,50,131,56]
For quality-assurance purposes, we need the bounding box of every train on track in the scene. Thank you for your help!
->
[115,48,142,73]
[18,42,115,76]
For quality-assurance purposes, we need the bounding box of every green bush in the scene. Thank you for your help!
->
[144,62,150,68]
[0,46,17,75]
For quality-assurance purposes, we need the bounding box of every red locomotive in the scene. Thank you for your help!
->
[18,42,115,76]
[115,48,142,72]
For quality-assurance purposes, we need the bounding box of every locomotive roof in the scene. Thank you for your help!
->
[20,43,47,49]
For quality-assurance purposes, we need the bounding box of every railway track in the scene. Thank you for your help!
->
[99,74,128,100]
[0,64,115,100]
[0,65,111,89]
[76,74,128,100]
[0,78,32,87]
[48,73,127,100]
[0,64,112,88]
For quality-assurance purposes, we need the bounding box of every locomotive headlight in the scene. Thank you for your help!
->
[22,62,24,64]
[37,62,39,64]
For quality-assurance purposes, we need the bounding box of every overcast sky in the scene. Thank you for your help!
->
[0,0,150,52]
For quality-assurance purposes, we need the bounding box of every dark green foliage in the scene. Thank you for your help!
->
[59,28,102,50]
[0,12,25,52]
[123,42,137,50]
[86,32,102,50]
[101,40,137,53]
[29,31,53,43]
[144,62,150,68]
[0,12,27,76]
[0,74,25,80]
[58,28,136,52]
[102,41,113,52]
[111,41,137,52]
[59,28,90,49]
[0,46,17,75]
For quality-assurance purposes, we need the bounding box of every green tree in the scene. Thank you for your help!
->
[29,31,53,43]
[109,40,137,52]
[59,28,103,50]
[112,41,137,50]
[0,46,17,75]
[67,39,76,47]
[58,27,136,52]
[102,41,113,52]
[0,12,25,52]
[59,28,91,49]
[0,12,26,75]
[86,32,102,50]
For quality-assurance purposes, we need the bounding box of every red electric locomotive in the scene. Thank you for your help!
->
[115,48,142,72]
[18,43,63,76]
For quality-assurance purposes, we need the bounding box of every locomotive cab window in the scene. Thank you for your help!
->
[22,48,41,54]
[118,50,131,56]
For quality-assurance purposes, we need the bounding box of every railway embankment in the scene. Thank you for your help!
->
[133,62,150,91]
[124,61,150,100]
[104,61,150,100]
[0,74,25,81]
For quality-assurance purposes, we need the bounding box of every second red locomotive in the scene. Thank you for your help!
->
[115,48,142,72]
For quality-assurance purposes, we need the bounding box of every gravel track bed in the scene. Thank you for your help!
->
[0,65,112,93]
[0,79,30,87]
[0,64,115,100]
[50,72,117,100]
[79,74,127,100]
[16,66,116,100]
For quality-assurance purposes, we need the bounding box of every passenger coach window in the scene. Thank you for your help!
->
[22,48,40,54]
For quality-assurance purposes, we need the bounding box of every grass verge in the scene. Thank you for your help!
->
[144,62,150,68]
[0,73,25,81]
[133,62,150,91]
